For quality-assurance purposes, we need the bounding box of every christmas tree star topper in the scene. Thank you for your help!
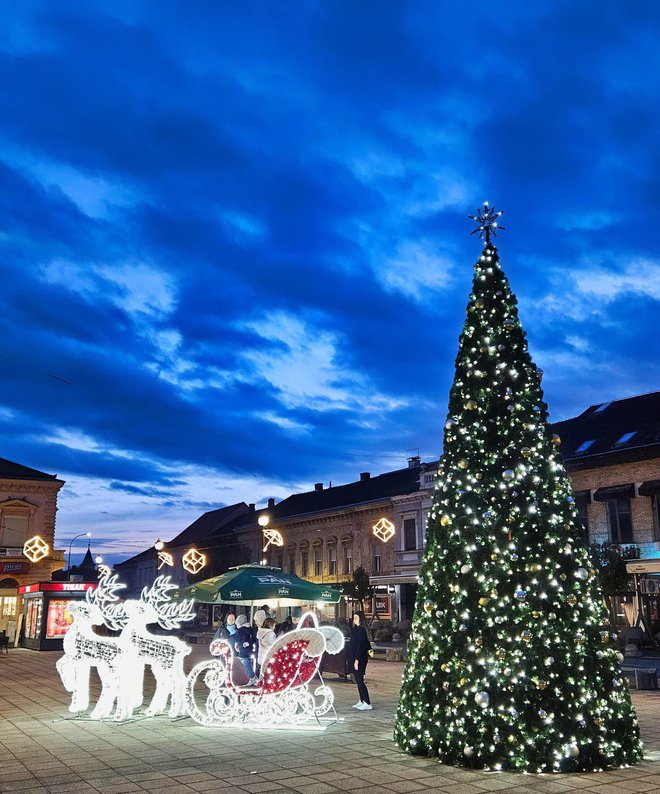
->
[469,201,505,243]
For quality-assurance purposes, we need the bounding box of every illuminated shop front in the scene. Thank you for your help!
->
[18,581,97,651]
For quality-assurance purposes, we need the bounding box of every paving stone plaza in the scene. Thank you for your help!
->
[1,646,660,794]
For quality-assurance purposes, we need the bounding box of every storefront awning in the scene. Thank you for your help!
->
[593,483,635,502]
[638,480,660,497]
[626,558,660,574]
[370,574,419,586]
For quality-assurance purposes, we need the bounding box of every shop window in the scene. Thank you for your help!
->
[403,518,417,551]
[372,545,381,573]
[1,596,17,617]
[328,545,337,577]
[343,544,353,574]
[607,497,633,544]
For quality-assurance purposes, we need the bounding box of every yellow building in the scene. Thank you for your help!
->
[0,457,65,637]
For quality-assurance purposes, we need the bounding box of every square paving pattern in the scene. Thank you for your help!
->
[1,646,659,793]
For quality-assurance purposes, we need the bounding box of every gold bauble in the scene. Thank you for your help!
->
[459,677,467,686]
[521,447,531,457]
[530,563,542,572]
[531,610,541,619]
[465,399,477,411]
[423,600,434,615]
[594,718,604,727]
[536,680,548,690]
[475,299,485,309]
[441,663,450,672]
[491,553,498,561]
[475,636,483,646]
[458,459,468,469]
[478,597,490,606]
[521,629,533,643]
[576,633,585,645]
[495,648,506,660]
[567,594,578,606]
[440,514,452,526]
[600,631,610,644]
[475,472,483,480]
[552,434,561,446]
[559,573,567,581]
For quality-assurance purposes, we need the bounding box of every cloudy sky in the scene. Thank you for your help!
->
[1,2,659,564]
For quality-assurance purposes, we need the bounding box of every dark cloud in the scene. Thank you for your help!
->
[0,1,658,561]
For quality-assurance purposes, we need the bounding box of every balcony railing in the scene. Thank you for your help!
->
[395,549,422,568]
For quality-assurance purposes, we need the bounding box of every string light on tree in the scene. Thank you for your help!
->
[394,203,642,773]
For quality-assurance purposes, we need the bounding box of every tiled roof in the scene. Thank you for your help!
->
[0,456,59,481]
[167,502,250,547]
[255,465,434,522]
[552,391,660,467]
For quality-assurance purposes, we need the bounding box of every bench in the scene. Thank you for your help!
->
[621,666,658,690]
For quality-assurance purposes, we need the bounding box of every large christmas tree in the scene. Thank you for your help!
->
[394,204,643,773]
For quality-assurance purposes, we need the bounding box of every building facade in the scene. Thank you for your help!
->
[0,457,65,635]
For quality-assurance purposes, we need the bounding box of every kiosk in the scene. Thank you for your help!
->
[17,581,97,651]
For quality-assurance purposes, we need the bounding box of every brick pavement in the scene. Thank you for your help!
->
[1,646,659,794]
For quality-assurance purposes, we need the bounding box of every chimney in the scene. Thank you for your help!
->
[360,472,370,482]
[408,456,421,468]
[314,483,324,491]
[267,497,275,509]
[248,503,255,511]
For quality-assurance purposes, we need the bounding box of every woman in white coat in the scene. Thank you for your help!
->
[256,617,277,675]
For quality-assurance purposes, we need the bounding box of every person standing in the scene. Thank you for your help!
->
[234,614,258,685]
[347,611,372,710]
[256,617,277,674]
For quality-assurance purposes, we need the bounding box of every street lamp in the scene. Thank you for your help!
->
[67,532,91,576]
[258,515,269,565]
[154,538,165,551]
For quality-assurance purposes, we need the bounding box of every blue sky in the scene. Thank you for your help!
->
[1,1,659,564]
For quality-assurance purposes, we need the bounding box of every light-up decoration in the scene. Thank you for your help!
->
[157,550,174,569]
[97,564,112,578]
[262,528,284,552]
[23,534,50,562]
[56,573,196,721]
[185,611,344,728]
[372,518,395,542]
[182,547,206,574]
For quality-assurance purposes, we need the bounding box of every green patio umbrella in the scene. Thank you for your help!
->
[173,564,341,606]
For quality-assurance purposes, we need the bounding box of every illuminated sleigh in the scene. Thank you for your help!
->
[185,612,344,728]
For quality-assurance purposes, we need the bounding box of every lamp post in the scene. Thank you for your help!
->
[67,532,91,578]
[258,515,269,565]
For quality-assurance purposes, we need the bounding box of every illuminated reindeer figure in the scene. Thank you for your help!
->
[56,575,127,720]
[113,576,196,719]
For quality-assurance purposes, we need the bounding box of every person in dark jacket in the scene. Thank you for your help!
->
[347,611,372,710]
[210,612,237,646]
[234,614,258,685]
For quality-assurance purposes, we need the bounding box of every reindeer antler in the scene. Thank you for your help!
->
[140,575,196,630]
[89,572,128,630]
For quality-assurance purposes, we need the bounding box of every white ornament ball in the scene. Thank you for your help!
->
[575,567,588,580]
[461,564,472,574]
[502,469,515,481]
[474,691,489,708]
[463,746,474,758]
[565,743,580,758]
[617,652,625,663]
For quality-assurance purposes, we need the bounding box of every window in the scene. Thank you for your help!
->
[288,551,295,574]
[423,473,436,487]
[0,515,28,547]
[314,546,322,577]
[594,402,611,413]
[575,440,595,454]
[607,497,633,544]
[343,544,353,575]
[403,518,417,551]
[301,550,309,576]
[328,545,337,577]
[615,432,636,445]
[652,495,660,543]
[574,492,590,542]
[372,545,381,573]
[1,596,17,617]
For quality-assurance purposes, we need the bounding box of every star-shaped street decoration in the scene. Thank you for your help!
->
[469,201,505,243]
